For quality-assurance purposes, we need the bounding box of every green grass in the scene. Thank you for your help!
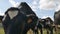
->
[0,28,5,34]
[0,27,60,34]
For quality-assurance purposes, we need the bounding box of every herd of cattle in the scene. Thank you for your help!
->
[0,2,60,34]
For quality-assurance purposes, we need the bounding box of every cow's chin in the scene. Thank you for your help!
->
[8,11,18,19]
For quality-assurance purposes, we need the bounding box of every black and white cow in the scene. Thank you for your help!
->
[54,10,60,34]
[40,19,46,34]
[2,7,28,34]
[36,18,43,34]
[18,2,38,34]
[45,17,53,34]
[2,2,38,34]
[37,17,53,34]
[54,10,60,25]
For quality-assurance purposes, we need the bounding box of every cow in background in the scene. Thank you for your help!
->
[36,18,43,34]
[45,17,53,34]
[37,17,53,34]
[2,7,28,34]
[54,10,60,25]
[0,16,3,23]
[54,10,60,34]
[39,19,46,34]
[18,2,38,34]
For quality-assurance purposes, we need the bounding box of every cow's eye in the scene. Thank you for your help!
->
[8,10,18,19]
[27,18,32,23]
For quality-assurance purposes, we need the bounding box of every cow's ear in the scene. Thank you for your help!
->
[27,18,33,23]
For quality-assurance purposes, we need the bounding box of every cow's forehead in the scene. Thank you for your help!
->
[8,10,18,19]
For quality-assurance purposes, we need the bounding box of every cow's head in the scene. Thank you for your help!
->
[2,7,20,21]
[46,17,53,22]
[41,19,46,23]
[2,7,28,34]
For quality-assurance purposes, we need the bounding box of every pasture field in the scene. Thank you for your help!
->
[0,27,60,34]
[0,28,48,34]
[0,27,5,34]
[0,23,60,34]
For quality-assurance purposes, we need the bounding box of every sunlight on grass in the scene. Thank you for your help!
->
[0,28,5,34]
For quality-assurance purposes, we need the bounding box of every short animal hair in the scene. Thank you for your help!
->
[18,2,36,15]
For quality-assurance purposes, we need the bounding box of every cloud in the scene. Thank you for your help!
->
[32,0,37,5]
[8,0,60,11]
[39,0,56,10]
[55,5,60,11]
[9,0,39,11]
[0,11,4,15]
[31,5,38,11]
[0,9,4,16]
[9,0,19,7]
[30,0,39,11]
[39,0,60,11]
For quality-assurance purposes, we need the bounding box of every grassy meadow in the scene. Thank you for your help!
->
[0,23,60,34]
[0,27,5,34]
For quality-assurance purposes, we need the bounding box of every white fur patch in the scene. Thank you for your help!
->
[2,14,7,21]
[8,10,18,19]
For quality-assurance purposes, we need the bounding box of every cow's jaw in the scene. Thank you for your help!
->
[8,10,18,19]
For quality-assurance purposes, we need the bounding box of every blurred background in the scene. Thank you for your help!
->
[0,0,60,34]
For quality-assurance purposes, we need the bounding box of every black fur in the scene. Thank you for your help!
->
[2,7,27,34]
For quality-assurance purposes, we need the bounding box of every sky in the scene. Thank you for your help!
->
[0,0,60,20]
